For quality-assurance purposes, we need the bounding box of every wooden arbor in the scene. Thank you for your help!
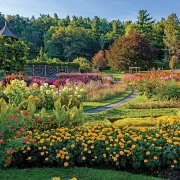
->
[129,67,140,74]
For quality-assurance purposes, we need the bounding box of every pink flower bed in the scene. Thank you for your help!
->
[29,73,109,87]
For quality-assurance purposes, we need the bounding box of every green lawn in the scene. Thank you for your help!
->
[84,95,179,122]
[83,90,132,111]
[0,167,161,180]
[101,70,124,81]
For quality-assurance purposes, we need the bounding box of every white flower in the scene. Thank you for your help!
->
[44,83,49,87]
[40,86,45,91]
[50,85,55,89]
[46,90,51,94]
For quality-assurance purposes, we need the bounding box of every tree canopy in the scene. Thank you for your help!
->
[106,33,153,70]
[0,10,179,69]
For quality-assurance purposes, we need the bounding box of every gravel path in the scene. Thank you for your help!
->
[84,91,137,114]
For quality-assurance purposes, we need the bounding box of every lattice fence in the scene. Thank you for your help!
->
[24,65,80,77]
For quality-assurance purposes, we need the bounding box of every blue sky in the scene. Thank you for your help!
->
[0,0,180,21]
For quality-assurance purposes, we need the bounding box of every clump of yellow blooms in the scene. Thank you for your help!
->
[20,116,179,171]
[51,177,61,180]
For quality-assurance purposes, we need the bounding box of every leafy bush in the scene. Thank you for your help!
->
[92,50,108,70]
[0,36,29,71]
[73,57,91,72]
[122,72,180,101]
[157,81,180,100]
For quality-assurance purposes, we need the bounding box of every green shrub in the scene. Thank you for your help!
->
[26,61,80,69]
[73,57,91,72]
[158,81,180,100]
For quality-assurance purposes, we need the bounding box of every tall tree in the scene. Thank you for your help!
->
[164,14,180,57]
[0,12,5,29]
[44,26,100,61]
[92,50,108,70]
[164,14,180,69]
[136,10,155,41]
[106,33,153,70]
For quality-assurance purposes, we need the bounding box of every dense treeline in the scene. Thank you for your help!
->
[0,10,180,70]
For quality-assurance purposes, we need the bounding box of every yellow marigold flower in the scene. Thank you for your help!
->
[174,142,179,145]
[90,145,94,149]
[39,139,44,144]
[45,157,49,161]
[82,156,86,161]
[131,145,136,149]
[174,160,177,164]
[56,153,61,158]
[27,157,31,160]
[106,147,110,151]
[120,151,124,155]
[94,156,97,159]
[115,154,119,158]
[38,147,42,150]
[146,151,150,155]
[65,156,69,160]
[88,150,91,154]
[154,156,158,160]
[51,177,61,180]
[84,147,88,151]
[113,157,118,161]
[27,147,31,151]
[167,139,172,144]
[43,146,46,150]
[144,159,148,163]
[71,144,75,148]
[103,154,107,158]
[156,133,160,138]
[40,152,44,156]
[63,147,66,151]
[50,143,53,146]
[69,178,77,180]
[57,137,61,141]
[64,162,69,167]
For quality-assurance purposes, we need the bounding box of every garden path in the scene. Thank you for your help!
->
[85,91,137,114]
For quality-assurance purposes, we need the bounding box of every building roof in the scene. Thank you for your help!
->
[0,22,18,40]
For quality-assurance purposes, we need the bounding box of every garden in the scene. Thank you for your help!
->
[0,69,180,180]
[0,6,180,180]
